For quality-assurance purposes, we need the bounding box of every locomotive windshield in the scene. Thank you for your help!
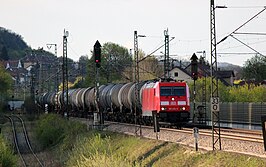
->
[160,86,186,96]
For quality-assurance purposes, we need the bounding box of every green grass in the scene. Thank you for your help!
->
[0,134,17,167]
[33,114,266,166]
[61,131,266,167]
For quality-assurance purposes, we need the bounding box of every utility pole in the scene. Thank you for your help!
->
[47,44,58,92]
[164,29,170,78]
[134,31,144,137]
[202,51,207,124]
[30,66,36,101]
[129,49,133,82]
[210,0,221,150]
[62,30,69,117]
[47,43,59,112]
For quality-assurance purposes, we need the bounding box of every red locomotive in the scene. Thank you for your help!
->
[142,81,190,124]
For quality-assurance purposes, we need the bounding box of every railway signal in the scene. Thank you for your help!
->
[190,53,198,80]
[94,40,103,129]
[94,40,101,68]
[191,53,198,122]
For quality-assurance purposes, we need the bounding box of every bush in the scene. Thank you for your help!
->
[60,120,87,152]
[24,97,37,114]
[66,133,134,167]
[34,114,66,148]
[0,134,17,167]
[34,114,87,150]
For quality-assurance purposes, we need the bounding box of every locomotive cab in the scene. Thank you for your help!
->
[159,82,190,123]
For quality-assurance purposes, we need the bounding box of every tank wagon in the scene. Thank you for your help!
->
[37,80,190,125]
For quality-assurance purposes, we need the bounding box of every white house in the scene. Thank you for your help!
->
[168,67,193,83]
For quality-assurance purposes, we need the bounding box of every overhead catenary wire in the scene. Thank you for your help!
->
[138,37,175,63]
[217,7,266,45]
[230,35,265,57]
[223,6,266,9]
[219,38,266,51]
[217,52,260,55]
[234,32,266,36]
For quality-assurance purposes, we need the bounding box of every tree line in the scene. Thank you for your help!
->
[188,77,266,103]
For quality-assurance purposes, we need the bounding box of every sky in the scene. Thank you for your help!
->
[1,0,266,66]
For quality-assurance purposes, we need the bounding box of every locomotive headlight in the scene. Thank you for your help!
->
[161,107,166,111]
[171,97,175,101]
[182,107,186,110]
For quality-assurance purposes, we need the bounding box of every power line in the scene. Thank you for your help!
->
[217,7,266,45]
[224,6,266,9]
[217,52,258,55]
[219,38,266,51]
[234,32,266,36]
[230,35,265,57]
[138,37,175,63]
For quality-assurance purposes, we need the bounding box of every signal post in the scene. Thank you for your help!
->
[93,40,103,129]
[190,53,198,123]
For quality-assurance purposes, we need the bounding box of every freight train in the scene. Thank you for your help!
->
[37,79,190,125]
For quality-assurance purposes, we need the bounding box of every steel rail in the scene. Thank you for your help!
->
[5,115,27,167]
[6,115,44,167]
[15,115,44,167]
[104,121,263,143]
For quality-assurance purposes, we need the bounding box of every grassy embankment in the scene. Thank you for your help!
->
[0,134,18,167]
[33,114,266,167]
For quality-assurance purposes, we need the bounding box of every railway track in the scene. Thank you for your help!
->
[71,117,266,157]
[73,117,263,143]
[180,127,263,143]
[5,115,44,167]
[102,121,264,143]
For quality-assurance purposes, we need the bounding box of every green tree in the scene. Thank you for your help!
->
[227,84,266,102]
[70,55,89,88]
[188,77,229,102]
[0,65,12,93]
[190,77,266,102]
[0,46,9,60]
[0,65,12,110]
[101,42,132,82]
[243,55,266,82]
[138,50,163,80]
[84,42,132,86]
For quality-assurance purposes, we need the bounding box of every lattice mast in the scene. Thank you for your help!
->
[164,29,170,78]
[134,31,142,136]
[210,0,221,150]
[62,30,69,116]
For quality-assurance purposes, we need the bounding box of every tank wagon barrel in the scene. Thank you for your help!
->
[76,88,91,109]
[85,85,106,109]
[128,81,147,111]
[110,84,123,108]
[119,82,134,110]
[99,84,115,109]
[69,88,81,108]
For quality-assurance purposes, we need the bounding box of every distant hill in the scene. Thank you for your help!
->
[0,27,31,60]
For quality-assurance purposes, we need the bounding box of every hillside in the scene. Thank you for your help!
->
[0,27,30,60]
